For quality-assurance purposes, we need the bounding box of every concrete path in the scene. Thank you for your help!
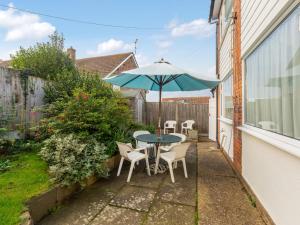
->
[197,141,266,225]
[39,141,266,225]
[39,143,198,225]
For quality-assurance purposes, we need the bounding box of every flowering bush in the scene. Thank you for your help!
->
[40,134,109,186]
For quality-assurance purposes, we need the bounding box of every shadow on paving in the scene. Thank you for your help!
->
[38,143,198,225]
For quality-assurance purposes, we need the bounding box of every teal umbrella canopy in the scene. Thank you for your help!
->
[105,59,219,91]
[104,59,219,131]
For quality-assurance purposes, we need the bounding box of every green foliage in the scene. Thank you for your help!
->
[0,139,14,154]
[11,31,75,80]
[0,152,50,225]
[38,72,134,156]
[0,159,10,172]
[43,70,115,103]
[40,134,109,186]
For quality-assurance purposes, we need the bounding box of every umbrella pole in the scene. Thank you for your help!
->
[157,85,162,136]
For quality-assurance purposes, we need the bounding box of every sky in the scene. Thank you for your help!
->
[0,0,216,101]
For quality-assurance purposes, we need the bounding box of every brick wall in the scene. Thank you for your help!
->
[232,0,243,172]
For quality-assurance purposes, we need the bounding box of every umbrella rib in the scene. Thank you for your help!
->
[163,74,182,85]
[146,75,159,85]
[120,75,141,87]
[174,78,184,91]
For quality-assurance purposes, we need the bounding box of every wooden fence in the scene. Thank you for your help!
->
[144,102,209,134]
[0,67,45,138]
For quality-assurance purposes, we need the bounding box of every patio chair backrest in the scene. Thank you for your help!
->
[164,120,177,128]
[170,142,191,159]
[170,133,186,143]
[116,142,132,158]
[183,120,195,129]
[133,130,151,147]
[133,130,150,138]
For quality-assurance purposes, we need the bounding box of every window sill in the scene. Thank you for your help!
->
[218,117,233,125]
[238,125,300,159]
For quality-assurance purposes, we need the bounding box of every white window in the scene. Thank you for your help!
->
[245,5,300,140]
[223,74,233,120]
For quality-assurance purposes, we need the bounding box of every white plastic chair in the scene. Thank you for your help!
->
[155,143,191,183]
[159,133,186,152]
[159,133,186,169]
[164,120,177,134]
[181,120,195,134]
[133,130,156,157]
[116,142,151,182]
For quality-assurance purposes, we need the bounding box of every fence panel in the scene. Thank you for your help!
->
[145,102,208,134]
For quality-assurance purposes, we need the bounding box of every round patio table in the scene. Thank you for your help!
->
[135,134,182,173]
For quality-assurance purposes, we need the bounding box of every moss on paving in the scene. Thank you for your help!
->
[0,152,50,225]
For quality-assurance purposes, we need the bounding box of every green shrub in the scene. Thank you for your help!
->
[0,139,14,155]
[37,73,134,156]
[40,134,109,186]
[11,32,75,80]
[0,159,10,172]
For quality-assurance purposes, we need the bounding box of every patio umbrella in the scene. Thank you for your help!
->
[105,59,219,133]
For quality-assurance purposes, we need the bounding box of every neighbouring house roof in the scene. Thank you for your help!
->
[162,97,209,104]
[209,0,222,23]
[76,52,138,78]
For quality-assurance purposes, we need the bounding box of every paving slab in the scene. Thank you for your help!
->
[129,170,166,189]
[109,185,156,212]
[39,186,115,225]
[198,147,235,177]
[197,142,266,225]
[90,205,145,225]
[145,201,195,225]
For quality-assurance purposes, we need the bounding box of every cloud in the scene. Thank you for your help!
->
[87,38,134,55]
[170,18,213,38]
[0,3,55,41]
[156,40,173,49]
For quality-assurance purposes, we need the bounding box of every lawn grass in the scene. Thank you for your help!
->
[0,152,50,225]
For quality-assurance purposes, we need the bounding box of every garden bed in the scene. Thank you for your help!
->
[0,152,50,225]
[22,154,120,225]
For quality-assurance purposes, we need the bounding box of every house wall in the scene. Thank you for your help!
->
[242,130,300,225]
[239,1,300,224]
[217,0,234,162]
[213,0,300,224]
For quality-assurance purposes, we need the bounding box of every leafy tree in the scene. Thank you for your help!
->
[11,31,75,80]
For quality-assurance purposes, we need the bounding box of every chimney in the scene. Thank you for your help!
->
[67,46,76,61]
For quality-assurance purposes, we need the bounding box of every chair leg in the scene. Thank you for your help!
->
[174,161,178,169]
[153,145,156,157]
[127,161,135,182]
[182,158,188,178]
[117,157,124,176]
[145,157,151,176]
[168,162,175,183]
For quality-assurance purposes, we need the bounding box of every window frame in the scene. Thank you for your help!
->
[243,3,300,140]
[222,73,233,121]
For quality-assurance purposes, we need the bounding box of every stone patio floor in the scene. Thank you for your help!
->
[39,141,266,225]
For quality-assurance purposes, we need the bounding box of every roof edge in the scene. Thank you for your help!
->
[208,0,222,23]
[76,52,134,62]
